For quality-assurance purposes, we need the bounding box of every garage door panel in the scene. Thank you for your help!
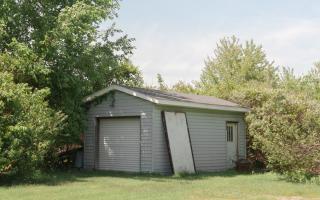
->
[99,152,140,157]
[98,117,141,172]
[99,159,140,163]
[102,138,140,141]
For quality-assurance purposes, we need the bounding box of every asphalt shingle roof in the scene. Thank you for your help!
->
[122,86,240,108]
[83,85,249,112]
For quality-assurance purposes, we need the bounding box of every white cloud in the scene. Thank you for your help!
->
[262,21,320,44]
[258,20,320,74]
[127,19,320,85]
[129,27,225,85]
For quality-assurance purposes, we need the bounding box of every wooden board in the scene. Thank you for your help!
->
[162,111,195,174]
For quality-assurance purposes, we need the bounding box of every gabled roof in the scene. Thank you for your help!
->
[83,85,249,113]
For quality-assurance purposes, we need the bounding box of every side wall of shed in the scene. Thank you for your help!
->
[152,106,246,174]
[84,91,154,172]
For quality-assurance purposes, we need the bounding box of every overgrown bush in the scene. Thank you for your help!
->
[231,85,320,181]
[0,72,66,176]
[171,37,320,182]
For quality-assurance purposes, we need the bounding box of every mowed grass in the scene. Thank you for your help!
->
[0,170,319,200]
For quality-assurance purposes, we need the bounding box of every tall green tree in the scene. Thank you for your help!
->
[0,0,143,145]
[156,73,168,91]
[278,63,320,101]
[199,36,277,98]
[299,63,320,101]
[196,36,320,180]
[171,81,198,94]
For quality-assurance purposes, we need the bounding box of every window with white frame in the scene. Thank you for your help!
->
[226,125,233,142]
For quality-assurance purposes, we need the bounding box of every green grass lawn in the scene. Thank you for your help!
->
[0,170,319,200]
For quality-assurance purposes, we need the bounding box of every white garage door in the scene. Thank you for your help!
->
[98,117,140,172]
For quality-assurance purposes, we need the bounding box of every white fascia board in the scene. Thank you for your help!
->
[82,85,160,104]
[157,99,250,113]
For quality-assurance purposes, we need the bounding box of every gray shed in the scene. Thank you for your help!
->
[83,85,249,174]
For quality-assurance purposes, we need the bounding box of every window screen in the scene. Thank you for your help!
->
[227,125,233,142]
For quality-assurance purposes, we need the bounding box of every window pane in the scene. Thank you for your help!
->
[227,125,233,142]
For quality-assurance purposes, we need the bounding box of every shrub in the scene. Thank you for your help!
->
[0,72,66,176]
[231,85,320,180]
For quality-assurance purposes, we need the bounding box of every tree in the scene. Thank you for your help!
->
[278,63,320,102]
[193,36,320,181]
[0,0,143,145]
[199,36,277,98]
[230,87,320,180]
[0,72,65,175]
[157,73,168,91]
[171,81,199,94]
[298,63,320,101]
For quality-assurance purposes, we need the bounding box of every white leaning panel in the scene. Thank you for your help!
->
[163,111,195,174]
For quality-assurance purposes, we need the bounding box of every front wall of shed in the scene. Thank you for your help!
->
[84,91,153,172]
[85,91,247,174]
[152,106,246,174]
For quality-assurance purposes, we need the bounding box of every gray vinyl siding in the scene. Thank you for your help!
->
[152,105,246,173]
[85,91,246,174]
[151,107,171,174]
[84,91,153,172]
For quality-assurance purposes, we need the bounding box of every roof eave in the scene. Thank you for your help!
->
[83,85,250,113]
[157,99,250,113]
[82,85,160,104]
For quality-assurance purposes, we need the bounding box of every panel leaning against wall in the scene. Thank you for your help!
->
[162,111,196,174]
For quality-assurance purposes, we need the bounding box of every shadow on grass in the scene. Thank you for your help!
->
[0,169,257,187]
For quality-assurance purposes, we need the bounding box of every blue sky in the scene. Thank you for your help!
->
[104,0,320,85]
